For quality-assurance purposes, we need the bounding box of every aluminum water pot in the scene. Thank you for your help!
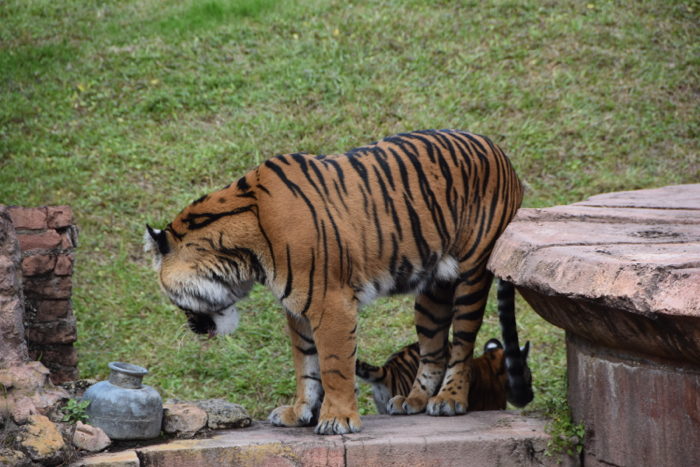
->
[82,362,163,440]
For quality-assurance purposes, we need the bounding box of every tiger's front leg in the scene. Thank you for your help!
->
[309,295,362,435]
[269,313,323,427]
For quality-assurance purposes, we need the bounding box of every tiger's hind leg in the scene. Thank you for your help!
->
[426,264,493,416]
[269,313,323,427]
[387,280,454,415]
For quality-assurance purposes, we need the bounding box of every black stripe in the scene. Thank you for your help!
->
[414,303,452,325]
[296,345,318,355]
[323,369,347,380]
[300,249,315,315]
[182,205,256,230]
[283,245,293,300]
[452,331,477,343]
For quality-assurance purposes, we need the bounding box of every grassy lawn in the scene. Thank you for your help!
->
[1,0,697,436]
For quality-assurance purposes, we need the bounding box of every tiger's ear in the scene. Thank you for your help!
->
[520,341,530,361]
[144,225,170,255]
[483,338,503,353]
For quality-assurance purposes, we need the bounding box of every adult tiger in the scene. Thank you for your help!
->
[356,337,532,414]
[144,129,523,435]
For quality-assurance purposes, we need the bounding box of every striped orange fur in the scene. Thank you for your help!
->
[145,130,523,434]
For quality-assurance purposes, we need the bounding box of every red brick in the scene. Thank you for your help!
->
[22,276,72,299]
[54,254,75,276]
[17,231,62,252]
[7,206,47,230]
[46,206,73,229]
[49,367,79,385]
[21,255,56,276]
[39,345,78,367]
[34,300,71,321]
[25,318,77,344]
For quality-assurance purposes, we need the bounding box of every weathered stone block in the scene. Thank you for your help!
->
[7,206,47,230]
[14,414,66,465]
[10,395,38,425]
[46,205,73,229]
[17,230,62,251]
[0,448,33,467]
[54,254,75,276]
[488,184,700,467]
[73,421,112,453]
[163,403,208,437]
[71,450,140,467]
[568,333,700,467]
[21,254,57,276]
[0,255,20,291]
[193,399,251,430]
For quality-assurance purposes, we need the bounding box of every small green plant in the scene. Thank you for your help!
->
[62,399,91,463]
[545,414,585,458]
[61,399,90,425]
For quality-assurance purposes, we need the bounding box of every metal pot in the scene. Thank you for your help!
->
[82,362,163,440]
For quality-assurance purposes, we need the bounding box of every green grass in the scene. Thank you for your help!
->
[1,0,698,431]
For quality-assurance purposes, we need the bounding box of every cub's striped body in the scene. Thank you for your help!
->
[357,338,532,413]
[145,129,523,435]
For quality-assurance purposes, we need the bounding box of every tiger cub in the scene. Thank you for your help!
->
[357,279,534,413]
[356,338,532,414]
[144,130,523,435]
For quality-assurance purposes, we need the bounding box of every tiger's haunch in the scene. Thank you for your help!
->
[145,129,523,435]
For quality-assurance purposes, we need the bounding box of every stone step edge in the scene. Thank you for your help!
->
[72,412,578,467]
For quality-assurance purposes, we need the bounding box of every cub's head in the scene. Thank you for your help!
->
[144,199,260,338]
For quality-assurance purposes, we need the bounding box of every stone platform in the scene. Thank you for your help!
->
[73,412,574,467]
[488,184,700,467]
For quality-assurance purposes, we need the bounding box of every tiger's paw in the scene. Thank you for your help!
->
[314,412,362,435]
[386,395,407,415]
[401,396,427,415]
[268,404,316,427]
[426,395,467,416]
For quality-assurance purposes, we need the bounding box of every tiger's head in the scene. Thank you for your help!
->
[144,194,262,338]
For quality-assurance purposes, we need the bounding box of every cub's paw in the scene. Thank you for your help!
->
[268,405,316,427]
[386,395,407,415]
[314,412,362,435]
[426,395,467,416]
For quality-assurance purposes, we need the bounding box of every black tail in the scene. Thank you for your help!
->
[497,279,534,408]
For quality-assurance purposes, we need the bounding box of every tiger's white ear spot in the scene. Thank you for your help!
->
[143,228,160,253]
[143,226,164,270]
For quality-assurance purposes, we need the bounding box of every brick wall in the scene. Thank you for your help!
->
[7,205,79,384]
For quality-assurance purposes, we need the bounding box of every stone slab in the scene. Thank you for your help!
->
[71,450,140,467]
[575,183,700,210]
[489,184,700,320]
[77,413,575,467]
